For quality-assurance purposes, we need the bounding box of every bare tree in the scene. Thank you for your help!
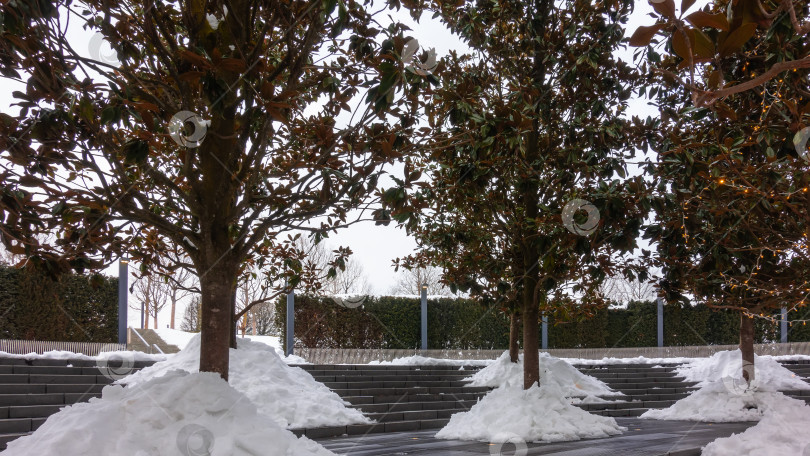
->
[323,257,373,295]
[132,274,171,329]
[180,296,202,333]
[390,266,450,296]
[599,275,658,305]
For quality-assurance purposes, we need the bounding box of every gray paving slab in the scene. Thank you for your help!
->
[315,418,755,455]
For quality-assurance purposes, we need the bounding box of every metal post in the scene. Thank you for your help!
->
[117,258,128,345]
[286,288,294,356]
[420,285,428,350]
[657,297,664,348]
[541,313,548,350]
[781,307,788,343]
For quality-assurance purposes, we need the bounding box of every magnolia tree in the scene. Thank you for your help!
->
[0,0,435,378]
[396,0,653,387]
[633,0,810,386]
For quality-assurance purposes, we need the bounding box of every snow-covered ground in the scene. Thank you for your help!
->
[435,382,625,443]
[641,350,809,422]
[701,393,810,456]
[465,352,622,403]
[0,349,166,362]
[153,328,281,352]
[120,335,369,429]
[2,370,334,456]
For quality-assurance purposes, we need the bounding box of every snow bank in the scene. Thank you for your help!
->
[0,349,166,362]
[120,335,369,429]
[466,352,622,401]
[674,350,809,391]
[369,355,491,366]
[641,381,789,422]
[3,370,333,456]
[702,394,810,456]
[153,327,198,350]
[435,383,625,443]
[153,329,304,363]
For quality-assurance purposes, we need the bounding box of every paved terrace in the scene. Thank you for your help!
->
[316,418,755,456]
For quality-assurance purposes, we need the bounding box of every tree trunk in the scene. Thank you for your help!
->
[251,308,257,336]
[170,295,176,329]
[739,313,756,385]
[199,265,236,381]
[522,294,540,388]
[144,308,149,329]
[509,312,520,363]
[229,288,238,349]
[154,313,158,330]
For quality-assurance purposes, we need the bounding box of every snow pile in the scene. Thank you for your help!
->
[702,393,810,456]
[0,349,166,362]
[120,335,369,429]
[153,328,305,363]
[369,355,491,366]
[640,381,790,422]
[3,370,333,456]
[435,382,625,443]
[153,328,198,350]
[674,350,809,391]
[466,352,621,402]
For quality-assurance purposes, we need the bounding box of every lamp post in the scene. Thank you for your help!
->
[286,287,295,357]
[420,285,428,350]
[118,258,129,345]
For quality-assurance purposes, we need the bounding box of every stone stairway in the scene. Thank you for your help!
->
[128,328,181,354]
[0,356,807,449]
[0,357,154,450]
[290,360,810,439]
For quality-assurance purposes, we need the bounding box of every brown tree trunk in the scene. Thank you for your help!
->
[509,312,520,363]
[739,313,756,385]
[170,295,176,329]
[144,307,149,329]
[251,308,257,336]
[199,264,235,381]
[522,293,540,388]
[154,314,158,330]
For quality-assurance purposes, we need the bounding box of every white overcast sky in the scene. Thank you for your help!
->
[1,1,681,328]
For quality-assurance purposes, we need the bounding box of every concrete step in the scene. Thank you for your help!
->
[322,380,472,389]
[289,417,452,439]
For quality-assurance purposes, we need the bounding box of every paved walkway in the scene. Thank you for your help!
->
[316,418,754,456]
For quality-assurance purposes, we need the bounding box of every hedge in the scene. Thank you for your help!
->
[276,295,803,351]
[0,265,119,342]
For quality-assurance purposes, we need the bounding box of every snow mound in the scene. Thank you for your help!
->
[0,349,166,362]
[702,394,810,456]
[369,355,491,366]
[641,381,791,422]
[3,370,333,456]
[119,334,369,429]
[466,352,621,401]
[435,382,625,443]
[675,350,809,391]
